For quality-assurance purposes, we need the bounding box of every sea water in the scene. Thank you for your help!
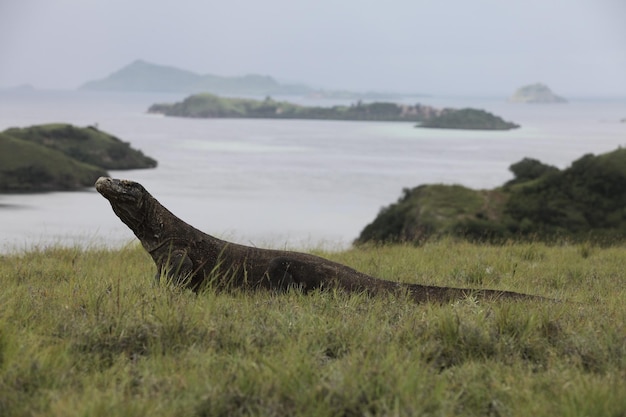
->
[0,90,624,251]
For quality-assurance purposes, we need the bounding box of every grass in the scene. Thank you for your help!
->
[0,240,624,416]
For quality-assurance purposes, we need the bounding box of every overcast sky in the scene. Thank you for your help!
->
[1,0,625,96]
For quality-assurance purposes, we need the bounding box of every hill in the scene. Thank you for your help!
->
[509,83,567,103]
[356,147,626,244]
[356,185,508,244]
[0,133,107,192]
[4,124,156,170]
[417,108,519,130]
[0,124,157,192]
[79,60,311,95]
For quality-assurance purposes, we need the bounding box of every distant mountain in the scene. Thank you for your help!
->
[79,60,312,95]
[509,83,567,103]
[1,84,36,92]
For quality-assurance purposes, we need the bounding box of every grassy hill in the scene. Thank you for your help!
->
[0,133,107,192]
[357,185,508,244]
[4,124,156,170]
[505,148,626,239]
[356,147,626,244]
[0,242,623,416]
[0,124,157,192]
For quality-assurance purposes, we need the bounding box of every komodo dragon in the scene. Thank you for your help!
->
[95,177,544,303]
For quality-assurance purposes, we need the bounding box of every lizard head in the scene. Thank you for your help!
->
[96,177,150,232]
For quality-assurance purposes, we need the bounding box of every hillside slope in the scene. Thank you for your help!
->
[4,124,156,170]
[356,148,626,244]
[0,133,107,192]
[0,124,157,192]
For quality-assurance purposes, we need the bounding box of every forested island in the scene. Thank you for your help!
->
[417,108,519,130]
[356,147,626,244]
[149,93,519,129]
[148,94,441,121]
[0,124,156,193]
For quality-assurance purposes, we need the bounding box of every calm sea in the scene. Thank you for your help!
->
[1,90,624,252]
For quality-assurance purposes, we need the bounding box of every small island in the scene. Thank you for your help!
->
[0,124,157,193]
[149,93,519,129]
[509,83,567,103]
[417,108,520,130]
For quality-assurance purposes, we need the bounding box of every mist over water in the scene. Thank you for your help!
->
[1,91,625,252]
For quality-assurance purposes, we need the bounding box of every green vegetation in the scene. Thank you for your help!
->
[505,149,626,240]
[0,124,156,192]
[357,147,626,244]
[149,94,424,121]
[149,94,519,128]
[0,242,624,416]
[505,157,559,186]
[418,108,520,130]
[358,185,507,244]
[0,132,107,192]
[4,124,156,170]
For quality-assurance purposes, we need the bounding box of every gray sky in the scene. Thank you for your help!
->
[1,0,625,96]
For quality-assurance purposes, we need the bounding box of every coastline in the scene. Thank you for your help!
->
[1,90,625,252]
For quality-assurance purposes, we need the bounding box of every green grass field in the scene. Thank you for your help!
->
[1,241,624,416]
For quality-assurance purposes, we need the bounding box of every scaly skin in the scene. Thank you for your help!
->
[96,177,545,303]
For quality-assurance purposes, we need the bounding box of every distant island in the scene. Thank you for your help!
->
[417,108,519,130]
[0,124,156,193]
[148,93,519,129]
[79,60,427,99]
[79,60,311,96]
[509,83,567,103]
[1,84,36,92]
[148,93,445,122]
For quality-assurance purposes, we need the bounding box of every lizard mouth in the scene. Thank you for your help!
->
[95,177,143,203]
[95,176,122,199]
[95,176,112,191]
